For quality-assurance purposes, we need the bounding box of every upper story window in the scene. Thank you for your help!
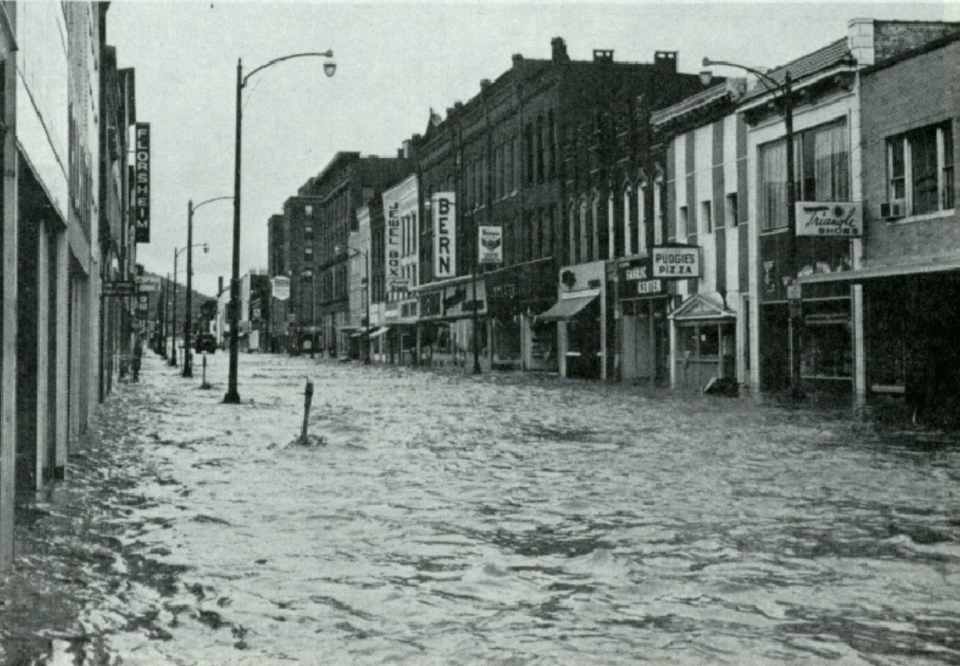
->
[305,205,314,216]
[887,123,954,216]
[701,201,713,234]
[760,119,849,232]
[304,225,313,239]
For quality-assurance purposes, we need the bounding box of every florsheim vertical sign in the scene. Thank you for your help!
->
[432,193,455,279]
[134,123,151,243]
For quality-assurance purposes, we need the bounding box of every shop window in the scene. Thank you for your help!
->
[887,123,954,216]
[801,301,852,380]
[760,120,850,232]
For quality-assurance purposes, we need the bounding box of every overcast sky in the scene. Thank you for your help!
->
[107,0,959,298]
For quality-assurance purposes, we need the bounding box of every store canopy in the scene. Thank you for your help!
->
[669,292,735,321]
[350,330,365,338]
[369,327,390,338]
[535,293,598,322]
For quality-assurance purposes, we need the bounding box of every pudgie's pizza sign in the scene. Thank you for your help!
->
[795,202,862,237]
[652,246,700,278]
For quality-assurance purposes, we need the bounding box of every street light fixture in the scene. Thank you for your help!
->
[169,242,208,367]
[183,196,232,378]
[702,57,802,399]
[224,49,336,405]
[336,244,371,364]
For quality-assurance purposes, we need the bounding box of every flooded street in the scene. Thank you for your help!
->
[3,351,960,665]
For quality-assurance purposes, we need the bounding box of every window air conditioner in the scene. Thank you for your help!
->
[879,200,906,219]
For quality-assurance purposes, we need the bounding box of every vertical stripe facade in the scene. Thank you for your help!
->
[712,118,727,295]
[736,115,750,293]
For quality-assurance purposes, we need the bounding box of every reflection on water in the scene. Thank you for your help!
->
[4,353,960,666]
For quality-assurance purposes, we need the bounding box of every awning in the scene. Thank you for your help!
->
[369,327,390,338]
[535,293,598,322]
[350,330,364,338]
[798,258,960,284]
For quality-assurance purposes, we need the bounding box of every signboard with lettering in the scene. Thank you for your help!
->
[478,226,502,265]
[432,193,456,279]
[652,246,700,279]
[137,275,161,293]
[134,123,150,243]
[619,258,666,299]
[272,276,290,301]
[385,201,408,293]
[796,201,862,237]
[103,281,137,298]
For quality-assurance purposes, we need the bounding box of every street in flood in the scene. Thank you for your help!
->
[2,351,959,665]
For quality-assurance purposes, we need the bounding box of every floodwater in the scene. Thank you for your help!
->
[2,351,959,665]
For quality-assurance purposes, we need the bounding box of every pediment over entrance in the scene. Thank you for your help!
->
[669,292,736,321]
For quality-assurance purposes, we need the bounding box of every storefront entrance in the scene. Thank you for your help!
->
[621,298,669,384]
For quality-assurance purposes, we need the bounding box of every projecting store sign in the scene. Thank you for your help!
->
[272,276,290,301]
[432,193,456,279]
[795,202,862,237]
[478,226,503,265]
[134,123,151,243]
[385,201,408,293]
[652,246,700,278]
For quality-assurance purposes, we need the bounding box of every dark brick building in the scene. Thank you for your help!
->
[414,37,706,375]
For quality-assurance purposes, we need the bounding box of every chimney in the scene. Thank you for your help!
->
[480,78,492,90]
[551,37,570,64]
[593,49,614,64]
[402,139,412,158]
[512,53,524,67]
[655,51,678,73]
[848,18,875,67]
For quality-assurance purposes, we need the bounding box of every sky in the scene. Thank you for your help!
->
[107,0,960,298]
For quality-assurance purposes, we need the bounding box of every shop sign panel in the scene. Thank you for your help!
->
[432,193,456,279]
[619,258,666,298]
[134,123,151,243]
[272,276,290,301]
[137,275,161,293]
[652,246,700,278]
[795,202,861,237]
[558,260,605,293]
[385,201,408,293]
[478,226,502,265]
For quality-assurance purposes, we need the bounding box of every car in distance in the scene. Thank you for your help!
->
[195,333,217,353]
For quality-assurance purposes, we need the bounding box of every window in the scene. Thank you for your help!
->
[701,201,713,234]
[760,120,850,232]
[679,205,689,238]
[726,193,739,227]
[305,205,313,216]
[304,246,313,262]
[304,225,313,239]
[887,123,955,216]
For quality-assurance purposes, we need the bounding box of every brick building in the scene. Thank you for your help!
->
[277,152,412,356]
[415,38,706,375]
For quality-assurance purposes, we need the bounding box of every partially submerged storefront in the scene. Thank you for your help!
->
[617,256,670,385]
[416,275,488,369]
[536,261,608,380]
[669,292,737,391]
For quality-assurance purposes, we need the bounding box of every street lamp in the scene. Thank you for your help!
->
[169,243,209,367]
[702,57,802,399]
[183,196,232,378]
[224,50,336,404]
[336,244,371,364]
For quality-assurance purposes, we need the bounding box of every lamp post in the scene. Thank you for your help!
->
[702,57,801,399]
[224,50,336,404]
[183,196,231,378]
[170,243,208,368]
[337,245,371,364]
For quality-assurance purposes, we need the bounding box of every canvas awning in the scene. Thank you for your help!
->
[535,293,598,322]
[369,327,390,338]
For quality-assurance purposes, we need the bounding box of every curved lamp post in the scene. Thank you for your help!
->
[224,50,336,404]
[702,57,802,399]
[169,243,208,367]
[336,244,371,364]
[183,196,232,378]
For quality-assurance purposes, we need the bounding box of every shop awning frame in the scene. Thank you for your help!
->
[798,258,960,284]
[535,291,599,323]
[369,327,390,338]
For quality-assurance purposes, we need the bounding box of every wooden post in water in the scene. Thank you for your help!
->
[200,353,211,390]
[301,379,314,443]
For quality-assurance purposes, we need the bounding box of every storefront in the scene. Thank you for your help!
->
[669,293,736,391]
[536,261,607,380]
[415,275,488,369]
[617,257,670,385]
